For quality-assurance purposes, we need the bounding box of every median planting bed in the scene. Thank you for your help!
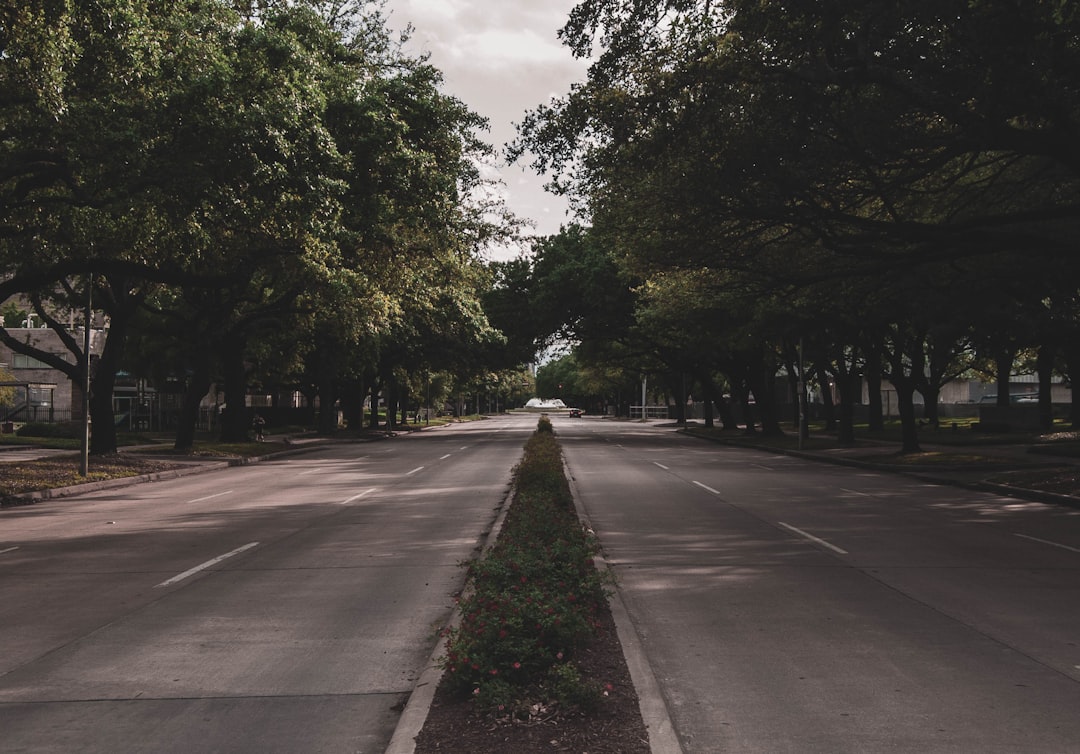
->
[413,417,650,753]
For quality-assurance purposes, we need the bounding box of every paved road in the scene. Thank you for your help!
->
[0,417,531,753]
[6,415,1080,753]
[558,418,1080,753]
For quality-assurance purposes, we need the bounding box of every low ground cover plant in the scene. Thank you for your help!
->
[439,416,612,717]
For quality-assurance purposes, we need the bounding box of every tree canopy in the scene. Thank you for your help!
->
[0,0,525,450]
[514,0,1080,448]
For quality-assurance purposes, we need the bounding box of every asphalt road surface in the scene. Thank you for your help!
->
[5,414,1080,753]
[559,418,1080,753]
[0,418,531,754]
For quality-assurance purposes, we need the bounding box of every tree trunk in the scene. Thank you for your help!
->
[219,333,250,442]
[834,370,858,447]
[368,379,382,429]
[884,328,923,454]
[700,375,718,429]
[399,381,411,426]
[341,376,364,430]
[669,376,687,426]
[174,362,212,451]
[1067,347,1080,429]
[866,339,884,431]
[921,384,941,429]
[386,374,399,429]
[735,381,756,434]
[995,349,1014,408]
[784,357,799,429]
[317,375,338,434]
[88,368,118,455]
[88,311,132,455]
[896,376,921,453]
[747,363,783,437]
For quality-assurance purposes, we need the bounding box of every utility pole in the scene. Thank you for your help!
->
[79,282,91,476]
[798,337,809,449]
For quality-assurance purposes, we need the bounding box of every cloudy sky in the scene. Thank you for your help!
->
[381,0,590,259]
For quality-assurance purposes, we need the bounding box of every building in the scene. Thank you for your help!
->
[0,321,104,423]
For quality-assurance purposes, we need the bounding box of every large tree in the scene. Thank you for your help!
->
[0,0,244,452]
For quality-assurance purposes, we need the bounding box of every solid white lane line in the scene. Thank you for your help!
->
[440,454,452,460]
[0,546,18,555]
[155,542,259,588]
[341,488,377,505]
[653,462,669,470]
[778,522,848,555]
[693,480,721,495]
[1015,533,1080,554]
[186,490,233,504]
[406,466,425,476]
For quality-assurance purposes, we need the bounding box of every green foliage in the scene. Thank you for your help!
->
[0,303,26,329]
[439,420,611,715]
[514,0,1080,440]
[1,1,520,450]
[544,660,602,712]
[16,422,80,439]
[0,364,15,407]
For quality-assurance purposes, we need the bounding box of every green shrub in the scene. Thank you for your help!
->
[544,661,602,712]
[440,418,610,714]
[16,422,80,439]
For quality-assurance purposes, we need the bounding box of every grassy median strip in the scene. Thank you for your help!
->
[438,416,612,717]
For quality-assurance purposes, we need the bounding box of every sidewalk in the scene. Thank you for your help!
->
[0,435,338,506]
[777,438,1080,509]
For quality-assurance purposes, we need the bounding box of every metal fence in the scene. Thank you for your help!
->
[629,405,670,419]
[0,405,72,424]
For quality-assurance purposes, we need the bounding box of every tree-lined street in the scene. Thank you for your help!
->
[4,415,1080,752]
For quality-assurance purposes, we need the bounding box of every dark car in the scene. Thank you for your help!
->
[568,408,584,418]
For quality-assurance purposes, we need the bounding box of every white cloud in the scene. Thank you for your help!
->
[384,0,588,255]
[446,27,569,67]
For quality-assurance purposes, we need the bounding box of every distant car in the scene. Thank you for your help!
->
[568,408,584,418]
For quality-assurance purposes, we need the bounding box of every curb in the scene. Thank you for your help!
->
[679,430,1080,510]
[777,447,1080,510]
[0,443,332,508]
[564,459,685,754]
